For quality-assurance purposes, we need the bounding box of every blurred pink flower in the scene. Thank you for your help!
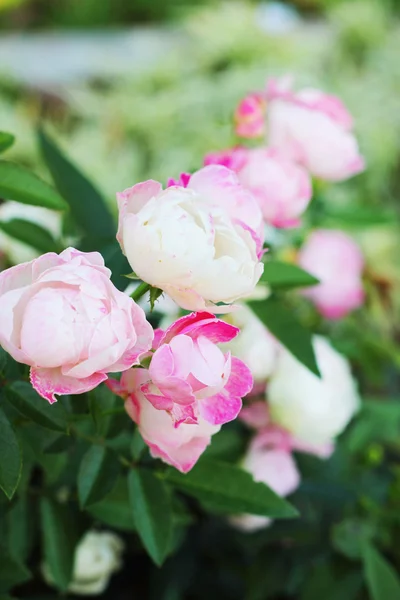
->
[234,93,266,138]
[298,229,365,319]
[266,77,365,181]
[205,146,312,228]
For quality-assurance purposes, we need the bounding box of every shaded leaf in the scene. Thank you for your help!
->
[88,478,135,531]
[0,219,60,253]
[0,161,67,210]
[131,428,146,461]
[0,551,31,593]
[260,261,319,289]
[77,445,119,508]
[164,458,298,519]
[363,542,400,600]
[149,287,163,312]
[38,128,114,239]
[128,468,173,566]
[0,407,21,500]
[0,132,15,154]
[40,498,78,591]
[248,295,320,377]
[4,381,66,433]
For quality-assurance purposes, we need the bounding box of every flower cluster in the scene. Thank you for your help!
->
[0,74,365,481]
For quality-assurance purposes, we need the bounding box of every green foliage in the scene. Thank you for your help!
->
[0,132,15,154]
[164,457,298,518]
[77,445,120,508]
[0,219,61,253]
[260,261,319,289]
[38,128,114,240]
[0,407,21,500]
[363,543,400,600]
[40,498,78,591]
[0,161,67,210]
[249,296,320,377]
[4,381,66,433]
[128,468,173,566]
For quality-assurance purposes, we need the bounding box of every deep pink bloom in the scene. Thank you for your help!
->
[298,229,365,320]
[265,77,365,181]
[0,248,153,402]
[205,146,312,228]
[109,369,221,473]
[108,312,254,472]
[144,312,253,426]
[234,93,266,138]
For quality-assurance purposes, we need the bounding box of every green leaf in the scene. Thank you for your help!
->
[332,518,375,560]
[124,272,140,280]
[0,161,67,210]
[131,428,146,461]
[149,287,163,311]
[38,128,115,239]
[6,495,34,562]
[4,381,66,433]
[164,458,298,519]
[0,348,7,377]
[89,383,125,438]
[88,478,135,531]
[0,132,15,154]
[0,551,31,593]
[77,445,119,508]
[363,542,400,600]
[0,407,22,500]
[248,295,320,377]
[260,261,319,289]
[128,468,173,566]
[40,498,77,591]
[0,219,60,253]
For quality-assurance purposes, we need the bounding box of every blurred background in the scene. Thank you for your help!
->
[1,1,400,598]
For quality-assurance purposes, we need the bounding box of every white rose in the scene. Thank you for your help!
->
[43,531,124,595]
[116,166,263,312]
[268,336,360,445]
[222,303,277,384]
[0,201,62,265]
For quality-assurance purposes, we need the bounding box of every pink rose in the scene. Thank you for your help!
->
[110,369,221,473]
[234,93,266,138]
[231,446,300,532]
[205,146,312,228]
[298,229,365,319]
[266,78,365,181]
[116,166,263,313]
[143,311,253,426]
[108,312,253,472]
[0,248,153,402]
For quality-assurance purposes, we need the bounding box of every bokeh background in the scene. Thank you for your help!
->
[1,1,400,598]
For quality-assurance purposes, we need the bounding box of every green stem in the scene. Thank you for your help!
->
[131,282,150,302]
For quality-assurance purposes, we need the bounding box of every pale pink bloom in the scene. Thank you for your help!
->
[110,368,221,473]
[116,166,264,313]
[240,401,334,458]
[205,146,312,228]
[266,77,365,181]
[143,311,253,427]
[298,229,365,320]
[231,445,300,532]
[0,248,153,403]
[234,93,266,138]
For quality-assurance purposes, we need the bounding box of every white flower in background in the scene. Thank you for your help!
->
[43,530,124,596]
[0,201,62,265]
[268,336,360,445]
[221,303,278,385]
